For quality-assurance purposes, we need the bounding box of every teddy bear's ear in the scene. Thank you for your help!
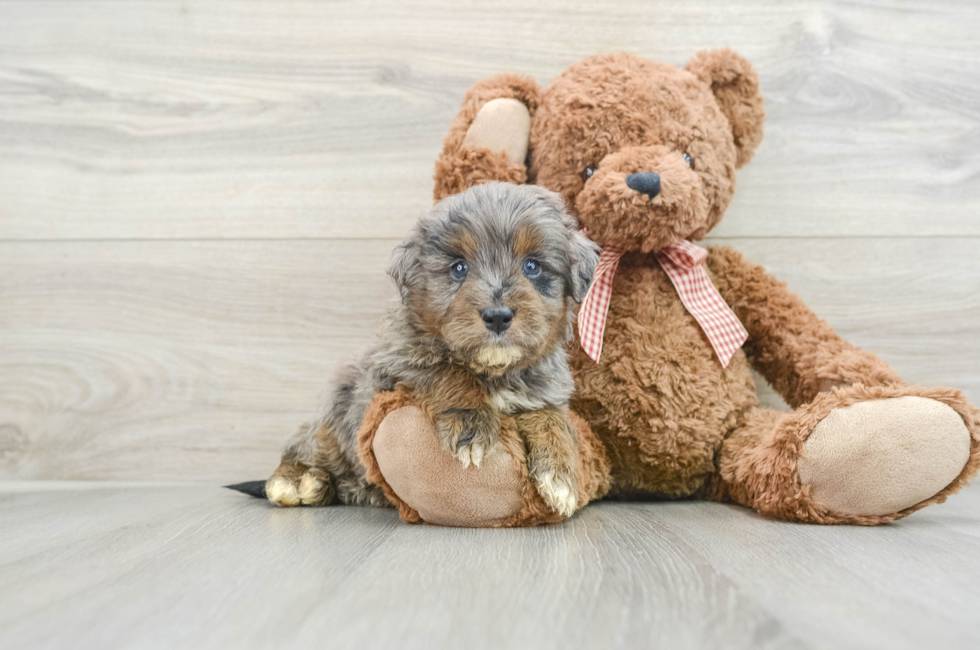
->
[684,49,765,168]
[433,74,543,202]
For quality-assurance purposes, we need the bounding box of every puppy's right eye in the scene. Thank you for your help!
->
[583,166,597,181]
[450,260,468,281]
[523,259,542,279]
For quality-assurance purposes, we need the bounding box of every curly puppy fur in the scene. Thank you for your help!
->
[431,49,980,524]
[267,182,599,515]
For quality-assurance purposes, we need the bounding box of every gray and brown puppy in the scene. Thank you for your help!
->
[261,182,598,516]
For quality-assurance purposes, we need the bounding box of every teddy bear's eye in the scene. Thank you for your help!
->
[583,166,597,181]
[683,153,695,170]
[450,260,468,281]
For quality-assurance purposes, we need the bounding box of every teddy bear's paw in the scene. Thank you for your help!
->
[533,468,578,517]
[798,396,971,516]
[266,466,333,507]
[435,407,500,469]
[462,97,530,166]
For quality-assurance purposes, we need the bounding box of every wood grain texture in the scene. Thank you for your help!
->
[1,0,980,239]
[0,237,976,481]
[2,481,979,650]
[0,239,397,481]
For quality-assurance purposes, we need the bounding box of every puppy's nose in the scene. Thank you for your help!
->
[626,172,661,198]
[481,307,514,334]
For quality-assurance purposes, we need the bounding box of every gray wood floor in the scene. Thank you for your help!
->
[2,481,980,650]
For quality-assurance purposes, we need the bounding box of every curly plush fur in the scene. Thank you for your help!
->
[410,48,980,526]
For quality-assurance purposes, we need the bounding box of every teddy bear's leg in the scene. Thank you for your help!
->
[433,73,540,201]
[716,385,979,524]
[356,390,611,526]
[372,406,527,526]
[462,98,530,166]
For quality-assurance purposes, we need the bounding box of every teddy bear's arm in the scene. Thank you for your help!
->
[433,74,541,201]
[706,245,904,409]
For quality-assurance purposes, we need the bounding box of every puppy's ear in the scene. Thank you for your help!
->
[685,48,765,168]
[525,185,599,302]
[567,228,599,303]
[386,224,423,304]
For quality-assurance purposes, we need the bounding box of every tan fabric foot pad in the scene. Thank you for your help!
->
[462,97,531,165]
[374,406,524,527]
[799,396,971,516]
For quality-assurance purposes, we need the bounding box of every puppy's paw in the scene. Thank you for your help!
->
[297,468,332,505]
[435,408,500,468]
[531,467,578,517]
[266,475,300,507]
[518,410,580,517]
[266,465,333,507]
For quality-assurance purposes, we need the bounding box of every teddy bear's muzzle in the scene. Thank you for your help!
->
[573,146,709,253]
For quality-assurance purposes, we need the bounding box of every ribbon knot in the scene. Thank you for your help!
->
[578,239,748,366]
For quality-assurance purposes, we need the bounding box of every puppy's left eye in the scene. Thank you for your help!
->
[450,260,468,281]
[523,259,542,279]
[683,152,695,169]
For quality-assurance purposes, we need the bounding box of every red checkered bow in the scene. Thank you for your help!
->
[577,239,748,366]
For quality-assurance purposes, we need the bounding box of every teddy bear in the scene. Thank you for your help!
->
[355,49,980,527]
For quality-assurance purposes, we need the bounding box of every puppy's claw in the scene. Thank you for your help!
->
[436,409,499,470]
[470,442,485,468]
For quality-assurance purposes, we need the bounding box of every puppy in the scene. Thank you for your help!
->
[264,182,599,516]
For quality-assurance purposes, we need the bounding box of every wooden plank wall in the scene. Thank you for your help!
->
[1,0,978,482]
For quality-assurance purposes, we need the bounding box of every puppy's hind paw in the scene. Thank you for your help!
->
[534,471,578,518]
[266,466,333,507]
[297,469,332,505]
[266,476,300,507]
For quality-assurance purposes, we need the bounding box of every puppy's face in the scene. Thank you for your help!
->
[389,183,598,375]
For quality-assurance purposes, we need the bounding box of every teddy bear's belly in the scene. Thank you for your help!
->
[570,263,758,498]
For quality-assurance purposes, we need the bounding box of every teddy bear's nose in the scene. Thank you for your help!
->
[626,172,661,198]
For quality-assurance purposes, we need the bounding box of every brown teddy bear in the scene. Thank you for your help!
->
[357,49,980,526]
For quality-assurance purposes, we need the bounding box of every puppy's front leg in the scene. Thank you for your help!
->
[418,366,500,468]
[434,406,500,468]
[517,410,579,517]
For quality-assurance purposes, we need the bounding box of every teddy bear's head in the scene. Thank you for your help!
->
[528,50,764,252]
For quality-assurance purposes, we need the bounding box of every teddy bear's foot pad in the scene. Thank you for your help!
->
[374,406,525,526]
[798,396,970,516]
[462,97,530,165]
